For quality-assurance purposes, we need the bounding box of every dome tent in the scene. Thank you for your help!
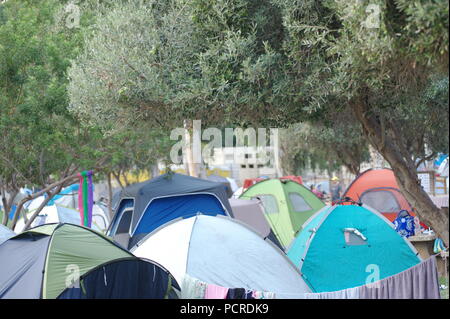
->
[240,179,325,249]
[206,174,233,198]
[0,223,178,299]
[287,204,421,293]
[109,173,233,249]
[132,215,311,298]
[229,198,283,250]
[343,168,414,222]
[0,224,14,246]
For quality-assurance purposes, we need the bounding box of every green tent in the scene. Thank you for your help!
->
[0,223,178,299]
[240,179,325,249]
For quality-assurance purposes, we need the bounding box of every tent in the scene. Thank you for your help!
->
[13,204,110,233]
[287,204,421,293]
[229,198,283,249]
[240,179,325,249]
[438,156,449,177]
[343,168,413,222]
[232,186,244,199]
[280,176,303,184]
[25,184,80,211]
[316,180,330,195]
[132,215,311,298]
[206,174,233,198]
[0,224,14,246]
[0,223,178,299]
[108,173,233,249]
[226,177,239,193]
[243,177,265,190]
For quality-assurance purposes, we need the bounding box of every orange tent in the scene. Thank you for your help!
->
[243,178,265,190]
[343,168,413,222]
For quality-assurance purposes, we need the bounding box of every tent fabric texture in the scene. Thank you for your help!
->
[0,223,178,299]
[287,204,421,293]
[206,175,233,198]
[240,179,325,249]
[132,215,311,299]
[343,168,414,222]
[109,173,232,249]
[229,198,283,250]
[0,224,15,246]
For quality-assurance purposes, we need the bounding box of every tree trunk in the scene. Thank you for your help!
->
[352,98,449,246]
[1,188,19,226]
[150,164,159,179]
[107,172,113,220]
[112,171,124,189]
[21,185,64,231]
[9,172,84,229]
[184,119,198,177]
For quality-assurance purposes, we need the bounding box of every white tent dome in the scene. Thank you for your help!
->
[132,214,311,298]
[14,204,110,233]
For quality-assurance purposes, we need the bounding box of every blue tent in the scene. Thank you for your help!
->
[47,184,80,206]
[108,173,232,249]
[287,204,421,293]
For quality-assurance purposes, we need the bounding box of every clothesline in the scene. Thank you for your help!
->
[181,274,300,299]
[305,255,441,299]
[180,255,441,299]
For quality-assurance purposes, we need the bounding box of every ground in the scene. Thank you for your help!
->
[440,276,449,299]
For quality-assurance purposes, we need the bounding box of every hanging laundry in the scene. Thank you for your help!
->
[244,289,255,299]
[205,283,229,299]
[181,274,207,299]
[304,287,360,299]
[393,210,415,238]
[360,255,441,299]
[226,288,246,299]
[78,170,94,227]
[433,238,446,254]
[252,291,276,299]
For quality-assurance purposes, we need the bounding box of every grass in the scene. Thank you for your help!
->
[440,276,449,299]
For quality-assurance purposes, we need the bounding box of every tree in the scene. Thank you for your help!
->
[279,111,370,177]
[0,0,90,225]
[67,0,289,130]
[273,0,449,244]
[68,0,449,245]
[0,0,157,228]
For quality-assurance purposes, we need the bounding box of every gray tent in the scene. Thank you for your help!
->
[132,215,311,298]
[229,198,283,250]
[0,224,15,246]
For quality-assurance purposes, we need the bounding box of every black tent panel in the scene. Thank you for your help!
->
[58,259,179,299]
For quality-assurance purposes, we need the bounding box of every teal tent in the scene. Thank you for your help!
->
[287,204,421,293]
